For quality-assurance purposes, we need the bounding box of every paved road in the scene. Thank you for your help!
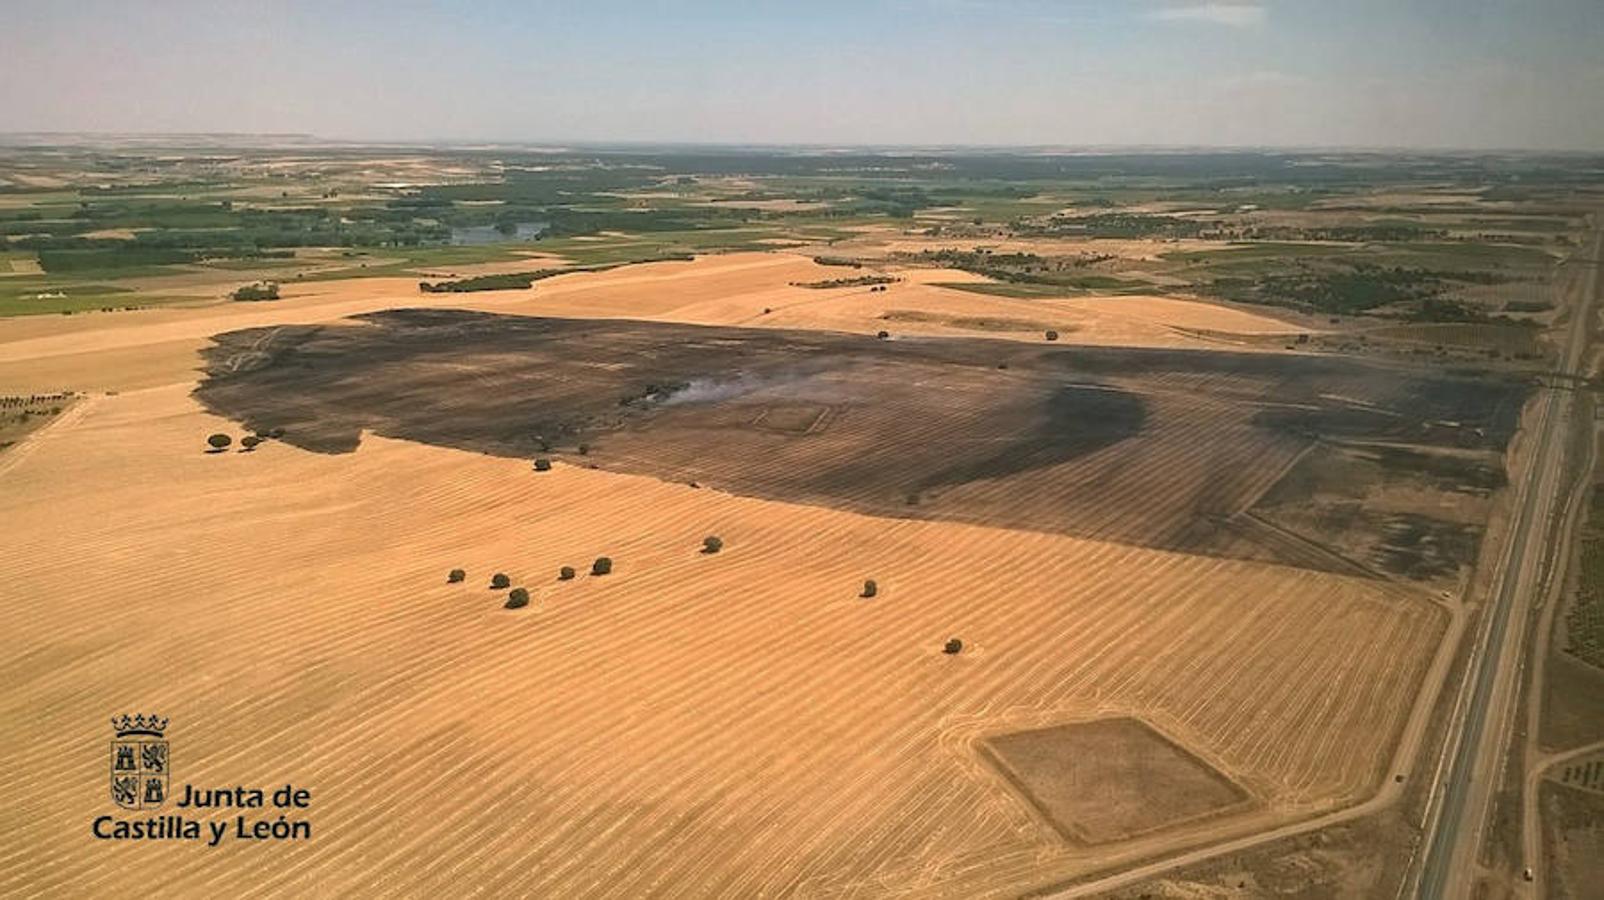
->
[1409,224,1599,899]
[1039,230,1597,900]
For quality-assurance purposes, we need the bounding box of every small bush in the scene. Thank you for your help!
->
[490,572,511,589]
[1044,330,1059,341]
[240,435,262,451]
[558,566,576,581]
[505,587,530,609]
[533,457,552,472]
[231,281,280,302]
[591,557,613,576]
[943,638,963,655]
[861,579,878,598]
[702,536,723,554]
[447,568,466,584]
[876,330,890,340]
[206,433,232,451]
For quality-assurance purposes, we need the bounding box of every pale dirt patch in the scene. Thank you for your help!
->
[0,254,43,276]
[77,228,142,240]
[0,383,1445,897]
[6,173,68,189]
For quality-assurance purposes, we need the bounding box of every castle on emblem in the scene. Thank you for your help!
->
[110,714,169,810]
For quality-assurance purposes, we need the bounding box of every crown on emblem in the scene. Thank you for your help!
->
[111,714,169,737]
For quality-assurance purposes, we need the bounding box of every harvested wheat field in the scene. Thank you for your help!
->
[0,244,1533,897]
[0,383,1448,897]
[0,252,1305,397]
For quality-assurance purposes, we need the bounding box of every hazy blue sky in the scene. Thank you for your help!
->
[4,1,1602,149]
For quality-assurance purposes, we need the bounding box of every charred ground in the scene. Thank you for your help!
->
[195,309,1527,581]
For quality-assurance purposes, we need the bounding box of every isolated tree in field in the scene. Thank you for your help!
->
[702,536,723,554]
[1044,330,1059,341]
[860,579,878,599]
[876,330,890,340]
[558,566,576,581]
[240,435,262,452]
[447,568,466,584]
[533,457,552,472]
[505,587,530,609]
[591,557,613,576]
[943,638,963,655]
[490,572,511,589]
[206,433,232,452]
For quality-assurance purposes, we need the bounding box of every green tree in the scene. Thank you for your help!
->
[490,572,511,589]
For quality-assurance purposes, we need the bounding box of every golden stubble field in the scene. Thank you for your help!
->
[1,385,1445,897]
[0,252,1304,396]
[0,251,1448,897]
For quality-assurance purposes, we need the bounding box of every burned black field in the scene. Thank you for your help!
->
[195,309,1528,581]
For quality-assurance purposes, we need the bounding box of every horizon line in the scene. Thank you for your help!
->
[2,131,1603,157]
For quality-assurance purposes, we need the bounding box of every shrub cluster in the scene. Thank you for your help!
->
[231,281,280,302]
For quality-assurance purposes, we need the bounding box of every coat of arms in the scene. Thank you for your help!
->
[110,714,169,810]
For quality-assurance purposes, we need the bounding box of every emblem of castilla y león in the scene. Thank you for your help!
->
[110,714,169,810]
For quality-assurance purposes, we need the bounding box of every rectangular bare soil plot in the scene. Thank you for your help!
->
[982,717,1251,845]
